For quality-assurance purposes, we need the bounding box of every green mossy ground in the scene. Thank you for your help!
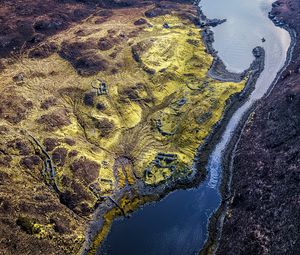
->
[0,4,245,254]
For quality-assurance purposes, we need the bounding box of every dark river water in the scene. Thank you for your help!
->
[98,1,290,254]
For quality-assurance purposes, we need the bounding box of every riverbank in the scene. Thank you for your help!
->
[85,3,268,255]
[0,1,256,254]
[205,0,300,254]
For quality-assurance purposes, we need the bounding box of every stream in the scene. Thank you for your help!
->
[98,1,291,254]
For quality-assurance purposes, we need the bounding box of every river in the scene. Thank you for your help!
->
[98,1,291,254]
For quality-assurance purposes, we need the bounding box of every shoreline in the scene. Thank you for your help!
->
[0,1,297,254]
[199,12,297,255]
[81,1,267,254]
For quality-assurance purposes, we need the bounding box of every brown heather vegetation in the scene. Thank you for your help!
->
[217,1,300,254]
[0,1,248,254]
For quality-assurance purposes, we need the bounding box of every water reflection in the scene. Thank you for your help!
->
[200,0,289,73]
[100,186,219,255]
[98,1,290,254]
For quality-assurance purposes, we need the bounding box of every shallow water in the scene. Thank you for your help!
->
[200,0,290,73]
[98,1,291,254]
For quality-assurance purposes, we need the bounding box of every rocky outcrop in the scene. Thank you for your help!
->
[200,18,226,28]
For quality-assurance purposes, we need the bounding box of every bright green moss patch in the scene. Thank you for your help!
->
[0,9,245,192]
[0,5,246,253]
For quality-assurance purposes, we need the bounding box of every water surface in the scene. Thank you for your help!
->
[98,1,290,254]
[201,0,290,73]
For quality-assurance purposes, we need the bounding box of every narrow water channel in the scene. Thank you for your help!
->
[98,1,291,254]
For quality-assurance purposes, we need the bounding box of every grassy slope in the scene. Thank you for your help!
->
[0,4,245,254]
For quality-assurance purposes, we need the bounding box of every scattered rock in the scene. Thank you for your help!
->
[13,72,26,84]
[200,18,226,27]
[134,18,147,26]
[163,23,170,29]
